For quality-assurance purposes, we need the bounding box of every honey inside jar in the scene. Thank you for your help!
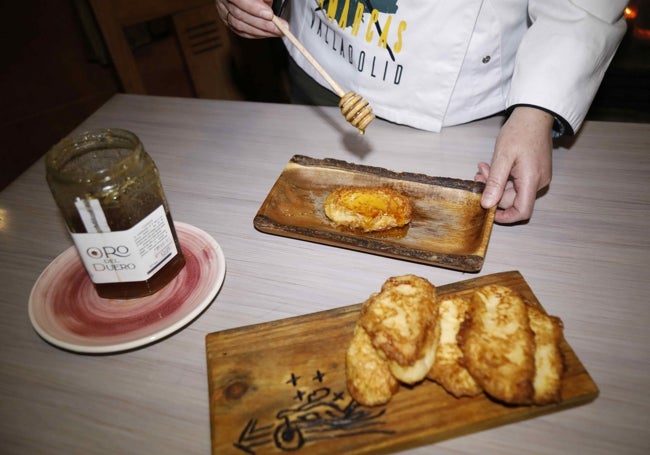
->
[46,128,185,299]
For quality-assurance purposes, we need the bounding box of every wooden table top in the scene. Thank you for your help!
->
[1,94,648,454]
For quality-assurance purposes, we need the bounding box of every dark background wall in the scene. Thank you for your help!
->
[1,1,118,191]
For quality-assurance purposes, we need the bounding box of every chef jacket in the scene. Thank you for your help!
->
[283,0,627,134]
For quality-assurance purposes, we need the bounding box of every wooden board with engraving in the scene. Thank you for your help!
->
[206,271,599,455]
[253,155,496,272]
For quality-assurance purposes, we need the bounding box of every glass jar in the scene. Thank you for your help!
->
[45,128,185,299]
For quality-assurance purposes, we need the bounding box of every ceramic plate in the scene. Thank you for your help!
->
[254,155,495,272]
[29,222,226,354]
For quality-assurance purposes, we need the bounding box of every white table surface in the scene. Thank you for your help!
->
[1,94,648,454]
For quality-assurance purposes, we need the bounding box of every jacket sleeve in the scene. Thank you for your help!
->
[506,0,628,135]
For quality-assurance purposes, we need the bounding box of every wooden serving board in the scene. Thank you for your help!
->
[206,271,598,455]
[254,155,495,272]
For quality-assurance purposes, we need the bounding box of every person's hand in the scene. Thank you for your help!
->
[475,106,554,224]
[215,0,285,38]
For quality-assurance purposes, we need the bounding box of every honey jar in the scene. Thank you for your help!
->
[45,128,185,299]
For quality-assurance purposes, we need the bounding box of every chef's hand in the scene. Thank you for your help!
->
[216,0,284,38]
[475,106,554,224]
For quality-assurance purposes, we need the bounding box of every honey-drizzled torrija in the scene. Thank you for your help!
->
[339,91,376,134]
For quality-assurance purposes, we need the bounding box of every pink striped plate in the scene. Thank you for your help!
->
[28,222,226,354]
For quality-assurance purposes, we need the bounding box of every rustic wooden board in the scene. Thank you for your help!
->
[206,271,598,454]
[253,155,496,272]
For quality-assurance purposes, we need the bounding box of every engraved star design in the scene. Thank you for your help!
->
[286,373,300,387]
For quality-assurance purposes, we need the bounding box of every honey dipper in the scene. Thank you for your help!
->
[272,15,375,134]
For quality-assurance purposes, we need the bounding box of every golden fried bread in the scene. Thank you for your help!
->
[345,324,400,406]
[345,277,566,408]
[324,186,413,232]
[458,285,536,404]
[360,275,437,384]
[528,306,565,404]
[427,295,482,398]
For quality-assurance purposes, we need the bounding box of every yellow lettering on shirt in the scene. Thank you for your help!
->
[327,0,338,20]
[366,9,379,42]
[394,21,406,53]
[338,0,352,28]
[351,3,365,36]
[312,4,406,54]
[377,15,392,49]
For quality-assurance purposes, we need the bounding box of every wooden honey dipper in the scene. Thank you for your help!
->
[272,16,376,134]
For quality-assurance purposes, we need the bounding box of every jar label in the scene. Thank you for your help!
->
[71,205,179,284]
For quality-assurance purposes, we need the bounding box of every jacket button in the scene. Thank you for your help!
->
[482,55,491,64]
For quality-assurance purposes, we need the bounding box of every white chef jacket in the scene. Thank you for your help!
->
[283,0,627,133]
